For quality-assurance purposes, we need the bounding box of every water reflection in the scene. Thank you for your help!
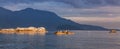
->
[0,32,46,36]
[0,33,46,49]
[0,31,120,49]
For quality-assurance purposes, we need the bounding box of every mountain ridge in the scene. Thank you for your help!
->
[0,7,108,30]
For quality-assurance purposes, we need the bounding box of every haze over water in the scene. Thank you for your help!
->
[0,30,120,49]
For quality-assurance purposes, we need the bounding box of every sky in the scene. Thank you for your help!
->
[0,0,120,29]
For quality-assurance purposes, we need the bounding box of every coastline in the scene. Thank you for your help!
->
[0,27,47,34]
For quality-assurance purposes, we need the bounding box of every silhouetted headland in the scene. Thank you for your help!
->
[0,7,108,30]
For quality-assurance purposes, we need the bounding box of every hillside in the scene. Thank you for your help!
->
[0,7,108,30]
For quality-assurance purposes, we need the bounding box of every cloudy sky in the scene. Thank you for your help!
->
[0,0,120,29]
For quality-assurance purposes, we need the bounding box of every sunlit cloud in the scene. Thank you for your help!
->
[64,16,120,22]
[64,16,120,29]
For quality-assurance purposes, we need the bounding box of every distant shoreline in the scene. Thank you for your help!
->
[0,27,47,33]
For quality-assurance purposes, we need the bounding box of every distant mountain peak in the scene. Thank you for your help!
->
[21,8,36,11]
[18,8,55,14]
[0,7,108,30]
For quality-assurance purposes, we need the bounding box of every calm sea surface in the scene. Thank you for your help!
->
[0,30,120,49]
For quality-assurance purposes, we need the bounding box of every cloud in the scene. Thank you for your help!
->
[1,0,120,8]
[64,16,120,29]
[2,1,73,11]
[2,2,120,18]
[65,16,120,22]
[2,0,120,18]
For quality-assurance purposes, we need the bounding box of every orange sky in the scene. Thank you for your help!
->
[64,17,120,29]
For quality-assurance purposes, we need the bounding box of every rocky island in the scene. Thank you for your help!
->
[54,30,74,35]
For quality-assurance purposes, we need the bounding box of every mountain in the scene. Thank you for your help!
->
[0,7,108,30]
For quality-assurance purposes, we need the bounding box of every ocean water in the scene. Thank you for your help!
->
[0,30,120,49]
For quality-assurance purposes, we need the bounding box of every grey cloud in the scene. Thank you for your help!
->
[1,0,120,8]
[1,0,120,18]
